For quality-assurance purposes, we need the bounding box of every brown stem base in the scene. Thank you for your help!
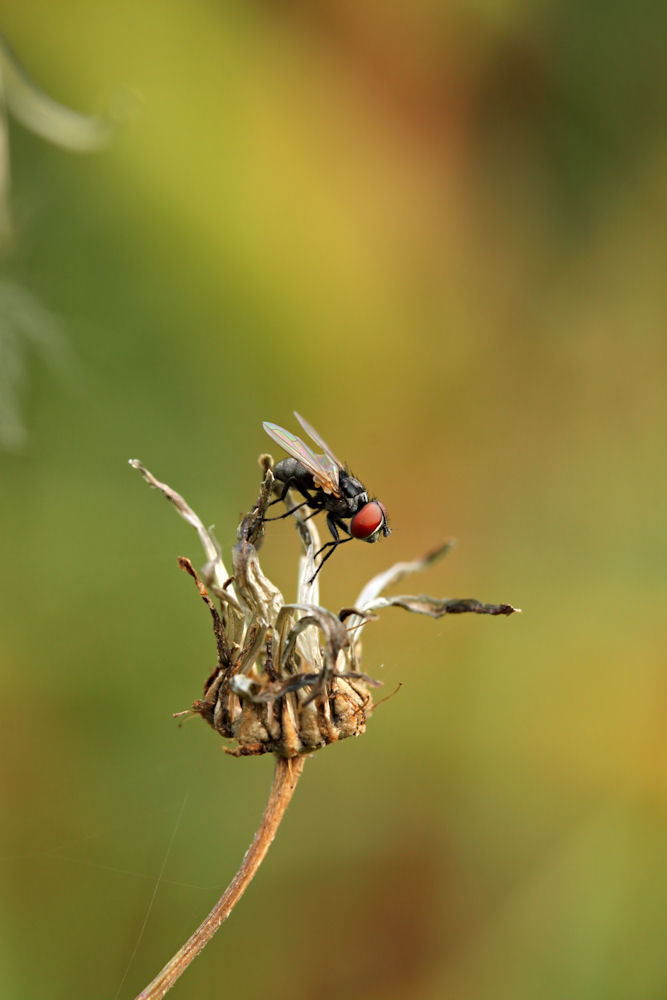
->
[135,754,306,1000]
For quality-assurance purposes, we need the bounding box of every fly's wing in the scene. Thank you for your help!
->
[263,421,341,495]
[293,412,344,478]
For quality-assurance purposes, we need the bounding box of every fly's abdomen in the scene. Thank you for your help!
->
[273,457,314,490]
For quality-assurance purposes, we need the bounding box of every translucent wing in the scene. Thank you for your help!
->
[293,412,344,471]
[263,421,341,494]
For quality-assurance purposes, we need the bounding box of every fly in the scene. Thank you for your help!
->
[263,412,390,581]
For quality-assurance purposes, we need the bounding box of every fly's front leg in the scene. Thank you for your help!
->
[313,514,350,556]
[309,515,352,582]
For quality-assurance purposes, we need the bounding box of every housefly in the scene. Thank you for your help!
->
[263,412,390,581]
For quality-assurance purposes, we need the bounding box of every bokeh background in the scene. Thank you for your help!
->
[1,2,665,999]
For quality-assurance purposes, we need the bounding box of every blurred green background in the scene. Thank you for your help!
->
[1,2,665,998]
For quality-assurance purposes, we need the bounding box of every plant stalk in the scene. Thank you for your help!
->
[135,754,306,1000]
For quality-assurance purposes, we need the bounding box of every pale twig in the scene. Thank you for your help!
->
[134,755,305,1000]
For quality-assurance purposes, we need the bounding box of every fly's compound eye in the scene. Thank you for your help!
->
[350,501,387,541]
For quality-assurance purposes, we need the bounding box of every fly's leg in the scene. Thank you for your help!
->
[263,499,311,521]
[309,537,353,582]
[309,514,352,583]
[263,482,321,522]
[264,480,291,510]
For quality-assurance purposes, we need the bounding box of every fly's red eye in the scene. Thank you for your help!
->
[350,501,384,540]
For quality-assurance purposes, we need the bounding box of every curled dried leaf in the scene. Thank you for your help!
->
[129,458,232,595]
[361,594,521,618]
[280,602,351,701]
[178,557,231,667]
[231,535,283,626]
[354,540,456,609]
[231,668,381,704]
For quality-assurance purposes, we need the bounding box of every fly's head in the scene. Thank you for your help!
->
[350,500,390,543]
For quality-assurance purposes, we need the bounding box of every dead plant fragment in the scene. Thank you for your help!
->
[128,454,519,999]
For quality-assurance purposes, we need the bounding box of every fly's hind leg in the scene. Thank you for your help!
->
[264,479,290,510]
[263,482,320,522]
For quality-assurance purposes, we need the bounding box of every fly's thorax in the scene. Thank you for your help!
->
[338,472,369,512]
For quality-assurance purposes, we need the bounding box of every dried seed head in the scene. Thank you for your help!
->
[131,455,519,759]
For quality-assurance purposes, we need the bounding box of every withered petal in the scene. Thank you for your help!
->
[129,459,234,596]
[354,541,456,610]
[360,594,521,618]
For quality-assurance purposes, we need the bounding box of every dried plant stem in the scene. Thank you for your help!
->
[135,755,306,1000]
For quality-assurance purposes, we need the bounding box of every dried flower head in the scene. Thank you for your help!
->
[128,449,519,1000]
[130,455,519,760]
